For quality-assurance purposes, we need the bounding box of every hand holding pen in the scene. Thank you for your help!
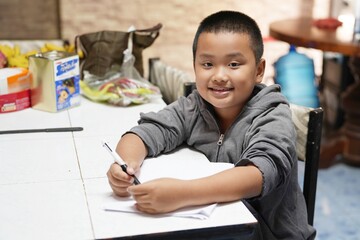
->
[102,140,141,185]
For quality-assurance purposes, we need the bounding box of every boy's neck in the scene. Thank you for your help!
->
[215,106,244,133]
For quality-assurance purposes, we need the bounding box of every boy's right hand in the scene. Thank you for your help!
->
[107,163,137,197]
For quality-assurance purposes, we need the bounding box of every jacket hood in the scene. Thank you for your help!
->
[247,83,289,110]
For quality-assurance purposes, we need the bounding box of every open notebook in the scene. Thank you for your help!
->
[103,147,234,220]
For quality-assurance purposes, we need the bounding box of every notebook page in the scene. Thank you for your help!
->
[103,147,234,219]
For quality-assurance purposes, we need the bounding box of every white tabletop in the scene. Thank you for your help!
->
[0,96,257,240]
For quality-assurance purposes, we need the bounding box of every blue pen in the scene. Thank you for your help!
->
[101,140,141,185]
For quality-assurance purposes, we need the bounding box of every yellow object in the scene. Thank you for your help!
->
[40,46,48,53]
[44,43,66,52]
[0,42,81,69]
[77,49,84,59]
[13,45,21,57]
[80,81,119,102]
[0,44,29,68]
[0,45,14,58]
[65,44,75,53]
[25,50,39,57]
[8,55,28,68]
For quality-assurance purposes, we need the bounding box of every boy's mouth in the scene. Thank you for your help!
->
[209,87,234,92]
[208,87,234,96]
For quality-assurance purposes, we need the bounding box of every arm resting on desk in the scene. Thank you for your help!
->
[107,133,262,214]
[128,165,262,214]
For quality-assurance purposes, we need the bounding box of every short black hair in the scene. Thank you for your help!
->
[192,10,264,64]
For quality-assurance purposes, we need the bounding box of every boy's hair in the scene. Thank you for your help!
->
[192,10,264,64]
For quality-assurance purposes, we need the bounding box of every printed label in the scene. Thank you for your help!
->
[56,58,79,77]
[55,75,80,111]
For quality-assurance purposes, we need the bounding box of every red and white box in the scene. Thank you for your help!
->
[0,68,31,113]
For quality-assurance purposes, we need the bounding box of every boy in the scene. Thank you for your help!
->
[107,10,316,239]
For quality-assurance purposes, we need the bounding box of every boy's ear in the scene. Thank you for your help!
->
[255,58,266,83]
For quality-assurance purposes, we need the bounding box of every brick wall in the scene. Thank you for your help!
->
[60,0,329,80]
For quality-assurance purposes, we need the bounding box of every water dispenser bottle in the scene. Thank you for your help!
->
[274,45,319,108]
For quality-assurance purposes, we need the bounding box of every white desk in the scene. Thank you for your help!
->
[0,97,257,240]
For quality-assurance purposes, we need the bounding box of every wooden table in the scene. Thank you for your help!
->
[270,18,360,167]
[269,18,360,55]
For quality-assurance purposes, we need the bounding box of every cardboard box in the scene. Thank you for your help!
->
[0,68,31,113]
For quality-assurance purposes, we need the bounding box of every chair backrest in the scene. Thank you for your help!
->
[148,58,193,104]
[290,104,323,226]
[148,58,324,226]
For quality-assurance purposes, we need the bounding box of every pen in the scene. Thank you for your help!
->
[0,127,84,135]
[101,140,141,185]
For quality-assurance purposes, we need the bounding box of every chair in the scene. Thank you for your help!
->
[148,58,194,104]
[148,58,323,226]
[290,104,323,226]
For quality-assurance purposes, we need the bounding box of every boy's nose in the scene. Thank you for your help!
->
[212,66,229,82]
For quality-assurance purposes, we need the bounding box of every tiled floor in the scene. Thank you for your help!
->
[299,162,360,240]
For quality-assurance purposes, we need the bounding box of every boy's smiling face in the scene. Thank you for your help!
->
[194,32,265,118]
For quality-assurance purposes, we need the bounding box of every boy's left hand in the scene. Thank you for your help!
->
[127,178,187,214]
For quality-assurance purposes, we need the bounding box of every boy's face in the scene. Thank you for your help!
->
[194,32,265,116]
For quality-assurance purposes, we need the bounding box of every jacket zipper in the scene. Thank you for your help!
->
[215,133,224,162]
[204,108,226,162]
[217,134,224,145]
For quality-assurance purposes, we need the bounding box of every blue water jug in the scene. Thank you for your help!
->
[274,45,319,108]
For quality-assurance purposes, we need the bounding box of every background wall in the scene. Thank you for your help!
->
[0,0,330,81]
[60,0,329,81]
[0,0,61,39]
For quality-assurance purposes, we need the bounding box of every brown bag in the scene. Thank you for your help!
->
[75,23,162,78]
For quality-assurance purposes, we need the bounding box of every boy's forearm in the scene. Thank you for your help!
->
[116,133,148,170]
[181,165,263,206]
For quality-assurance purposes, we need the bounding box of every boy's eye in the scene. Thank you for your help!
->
[229,62,240,68]
[202,62,213,68]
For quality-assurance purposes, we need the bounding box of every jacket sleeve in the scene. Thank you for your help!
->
[238,104,297,197]
[127,96,195,157]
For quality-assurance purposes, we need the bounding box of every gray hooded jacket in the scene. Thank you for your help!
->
[129,83,316,240]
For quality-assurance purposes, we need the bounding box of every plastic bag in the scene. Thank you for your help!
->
[80,76,161,106]
[79,27,162,106]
